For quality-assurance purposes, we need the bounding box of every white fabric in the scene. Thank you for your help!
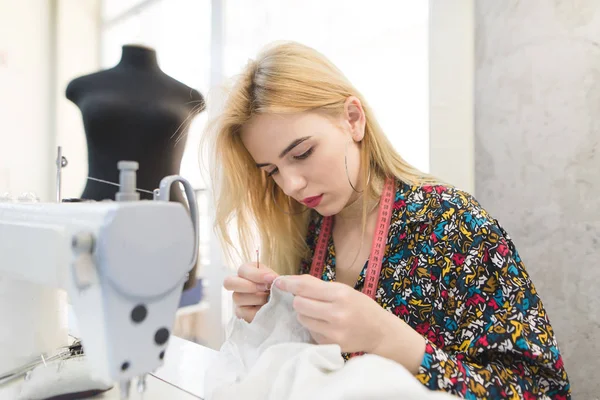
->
[17,356,112,400]
[205,277,457,400]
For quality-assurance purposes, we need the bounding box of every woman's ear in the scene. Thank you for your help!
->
[344,96,366,142]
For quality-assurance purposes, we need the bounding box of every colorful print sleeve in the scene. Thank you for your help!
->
[415,223,570,399]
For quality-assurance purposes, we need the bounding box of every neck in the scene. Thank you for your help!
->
[335,174,384,223]
[117,45,159,70]
[335,192,380,223]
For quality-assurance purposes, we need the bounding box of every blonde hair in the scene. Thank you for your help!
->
[204,41,436,275]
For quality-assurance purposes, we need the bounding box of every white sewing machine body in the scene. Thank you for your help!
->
[0,164,200,398]
[0,201,192,379]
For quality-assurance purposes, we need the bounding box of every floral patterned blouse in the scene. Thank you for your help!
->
[299,179,570,399]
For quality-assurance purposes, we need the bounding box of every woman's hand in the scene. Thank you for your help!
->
[275,274,426,374]
[223,263,278,323]
[275,274,388,352]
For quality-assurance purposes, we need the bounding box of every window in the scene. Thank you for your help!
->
[223,1,429,171]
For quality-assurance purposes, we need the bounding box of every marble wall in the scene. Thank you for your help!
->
[475,1,600,398]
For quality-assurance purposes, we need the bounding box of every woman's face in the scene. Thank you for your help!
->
[241,98,366,216]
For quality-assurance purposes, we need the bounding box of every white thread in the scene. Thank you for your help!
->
[87,176,155,194]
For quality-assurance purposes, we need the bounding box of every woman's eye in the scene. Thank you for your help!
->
[293,147,314,160]
[266,147,314,177]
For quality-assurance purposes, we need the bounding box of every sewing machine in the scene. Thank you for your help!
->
[0,161,200,399]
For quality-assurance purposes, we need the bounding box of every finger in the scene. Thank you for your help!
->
[238,263,279,284]
[235,305,260,322]
[297,313,330,337]
[232,291,270,307]
[292,295,334,321]
[310,332,335,346]
[223,275,267,293]
[275,274,339,302]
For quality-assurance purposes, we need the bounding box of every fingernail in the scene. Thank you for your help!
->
[275,279,285,289]
[257,284,268,291]
[263,274,277,283]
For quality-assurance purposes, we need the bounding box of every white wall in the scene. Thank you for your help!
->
[429,0,474,193]
[0,1,53,200]
[0,0,100,202]
[56,0,101,199]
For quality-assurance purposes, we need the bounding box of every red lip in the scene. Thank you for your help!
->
[302,194,323,208]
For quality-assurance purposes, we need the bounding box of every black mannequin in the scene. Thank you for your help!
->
[66,44,205,289]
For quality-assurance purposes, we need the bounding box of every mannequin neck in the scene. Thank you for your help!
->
[117,45,159,70]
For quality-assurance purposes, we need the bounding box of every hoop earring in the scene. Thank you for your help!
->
[271,184,309,215]
[344,140,371,193]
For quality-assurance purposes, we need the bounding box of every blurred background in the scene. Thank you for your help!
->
[0,1,597,398]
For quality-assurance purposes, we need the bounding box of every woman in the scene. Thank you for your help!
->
[208,41,570,399]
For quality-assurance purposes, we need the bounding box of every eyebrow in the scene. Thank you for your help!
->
[256,136,312,167]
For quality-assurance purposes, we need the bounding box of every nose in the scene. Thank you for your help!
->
[278,170,307,199]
